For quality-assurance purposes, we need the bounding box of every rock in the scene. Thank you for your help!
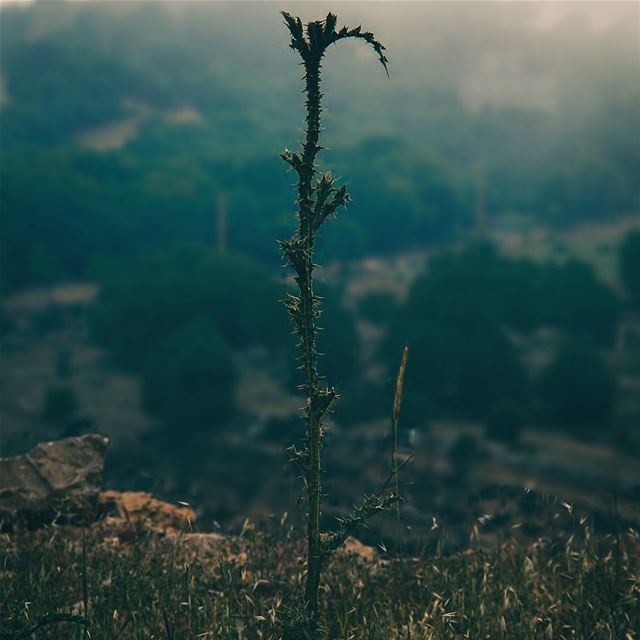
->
[164,532,230,558]
[340,536,378,561]
[0,434,109,528]
[162,532,250,566]
[98,491,196,534]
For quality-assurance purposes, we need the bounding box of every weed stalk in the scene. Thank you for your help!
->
[279,11,397,636]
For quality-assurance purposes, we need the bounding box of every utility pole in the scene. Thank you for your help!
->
[216,192,227,255]
[474,162,486,236]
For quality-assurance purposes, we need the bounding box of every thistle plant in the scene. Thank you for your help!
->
[278,11,399,637]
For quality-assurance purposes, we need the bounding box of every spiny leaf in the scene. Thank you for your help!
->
[281,11,308,57]
[310,386,338,419]
[313,171,336,214]
[322,492,402,557]
[306,20,324,52]
[313,184,350,232]
[281,148,304,174]
[279,237,307,276]
[286,444,311,480]
[323,13,337,43]
[331,26,390,76]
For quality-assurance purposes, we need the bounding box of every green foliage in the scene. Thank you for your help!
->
[91,247,286,433]
[536,102,640,226]
[141,319,235,430]
[537,344,616,436]
[41,386,77,425]
[0,145,290,292]
[384,241,622,422]
[539,259,621,345]
[92,246,287,371]
[0,138,467,294]
[387,244,530,420]
[3,3,637,294]
[619,229,640,306]
[1,38,139,145]
[406,314,527,420]
[418,241,542,332]
[335,137,471,251]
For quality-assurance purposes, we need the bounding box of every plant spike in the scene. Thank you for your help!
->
[279,11,394,637]
[392,345,409,543]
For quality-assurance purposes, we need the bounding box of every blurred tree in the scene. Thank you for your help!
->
[619,230,640,306]
[386,246,530,421]
[337,137,471,251]
[384,242,622,421]
[419,241,543,332]
[141,319,235,430]
[1,38,143,144]
[1,0,638,293]
[537,344,616,436]
[92,246,287,371]
[401,315,527,420]
[539,260,621,345]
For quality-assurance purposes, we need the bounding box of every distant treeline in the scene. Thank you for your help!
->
[89,234,639,445]
[0,138,468,292]
[1,2,639,292]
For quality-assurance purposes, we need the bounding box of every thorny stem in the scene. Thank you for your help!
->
[279,12,390,635]
[301,57,323,616]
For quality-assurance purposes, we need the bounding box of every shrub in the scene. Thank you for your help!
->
[537,344,616,436]
[619,229,640,306]
[539,259,620,345]
[92,246,287,372]
[387,310,528,420]
[141,319,235,431]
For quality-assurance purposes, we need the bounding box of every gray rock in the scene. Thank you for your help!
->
[0,434,109,527]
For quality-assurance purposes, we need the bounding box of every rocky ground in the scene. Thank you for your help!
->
[2,435,640,639]
[3,495,639,639]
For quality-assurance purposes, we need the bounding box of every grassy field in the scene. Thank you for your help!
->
[1,514,639,640]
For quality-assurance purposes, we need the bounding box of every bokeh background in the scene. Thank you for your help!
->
[1,0,639,544]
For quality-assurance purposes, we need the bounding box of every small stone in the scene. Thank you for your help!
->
[164,531,229,558]
[340,536,378,561]
[98,490,196,534]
